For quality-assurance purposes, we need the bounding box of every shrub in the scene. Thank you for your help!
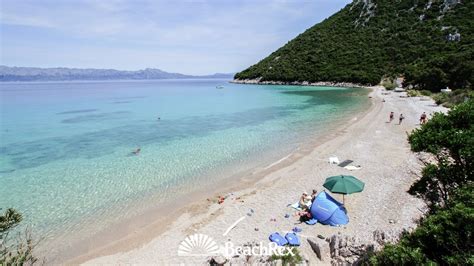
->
[381,78,397,90]
[0,209,39,265]
[406,90,420,97]
[408,99,473,208]
[269,247,303,265]
[369,100,474,265]
[368,185,474,265]
[420,90,432,96]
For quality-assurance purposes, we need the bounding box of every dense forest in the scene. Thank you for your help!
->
[235,0,473,91]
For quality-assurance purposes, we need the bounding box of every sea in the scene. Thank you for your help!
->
[0,79,369,258]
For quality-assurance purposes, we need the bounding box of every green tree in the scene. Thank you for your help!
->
[369,185,474,265]
[235,0,474,91]
[0,208,38,265]
[407,99,474,209]
[369,100,474,265]
[0,208,22,234]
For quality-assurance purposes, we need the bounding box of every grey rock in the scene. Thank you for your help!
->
[308,237,330,261]
[339,248,352,258]
[208,255,227,265]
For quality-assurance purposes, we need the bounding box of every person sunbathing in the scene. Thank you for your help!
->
[299,192,312,208]
[295,205,312,222]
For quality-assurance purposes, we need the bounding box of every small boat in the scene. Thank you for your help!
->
[216,85,224,89]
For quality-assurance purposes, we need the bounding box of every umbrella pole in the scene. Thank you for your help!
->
[343,194,345,205]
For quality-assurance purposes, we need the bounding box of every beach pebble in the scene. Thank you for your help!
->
[209,256,227,265]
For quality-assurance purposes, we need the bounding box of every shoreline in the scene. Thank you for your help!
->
[81,86,448,264]
[230,78,369,88]
[59,87,373,264]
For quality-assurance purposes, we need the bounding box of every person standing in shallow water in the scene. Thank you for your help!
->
[399,114,405,125]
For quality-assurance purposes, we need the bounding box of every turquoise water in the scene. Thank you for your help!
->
[0,79,368,248]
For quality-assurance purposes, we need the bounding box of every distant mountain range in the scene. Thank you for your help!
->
[0,66,234,81]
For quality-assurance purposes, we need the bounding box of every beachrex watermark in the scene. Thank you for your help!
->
[177,233,294,257]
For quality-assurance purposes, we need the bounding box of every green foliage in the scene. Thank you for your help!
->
[420,90,432,96]
[0,208,38,265]
[0,208,22,234]
[269,247,303,265]
[370,99,474,265]
[403,185,474,265]
[368,243,431,265]
[432,89,473,107]
[432,92,450,105]
[407,90,420,97]
[408,99,474,208]
[369,185,474,265]
[407,89,433,97]
[235,0,474,91]
[381,78,397,90]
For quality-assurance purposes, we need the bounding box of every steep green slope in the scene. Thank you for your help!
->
[235,0,473,91]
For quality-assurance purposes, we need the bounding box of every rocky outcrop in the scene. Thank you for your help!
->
[304,229,411,265]
[207,229,411,265]
[352,0,377,27]
[307,237,331,262]
[326,229,408,265]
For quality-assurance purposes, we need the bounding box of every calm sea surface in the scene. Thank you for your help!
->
[0,79,369,249]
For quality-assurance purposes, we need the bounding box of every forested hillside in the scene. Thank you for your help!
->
[235,0,473,91]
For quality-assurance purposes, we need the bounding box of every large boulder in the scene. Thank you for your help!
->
[307,237,330,261]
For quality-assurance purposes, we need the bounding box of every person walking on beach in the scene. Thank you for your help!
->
[399,114,405,125]
[420,112,427,124]
[389,112,394,123]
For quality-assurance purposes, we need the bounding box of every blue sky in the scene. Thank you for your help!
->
[1,0,350,75]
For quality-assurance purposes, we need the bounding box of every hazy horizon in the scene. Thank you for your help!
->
[0,64,235,76]
[1,0,350,75]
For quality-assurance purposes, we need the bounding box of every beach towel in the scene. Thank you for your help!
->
[285,233,300,246]
[305,218,318,225]
[329,156,340,164]
[290,201,311,211]
[344,165,361,171]
[338,160,353,167]
[269,232,288,246]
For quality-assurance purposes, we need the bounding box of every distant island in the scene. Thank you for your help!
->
[0,65,234,82]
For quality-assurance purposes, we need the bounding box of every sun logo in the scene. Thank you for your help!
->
[177,233,220,256]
